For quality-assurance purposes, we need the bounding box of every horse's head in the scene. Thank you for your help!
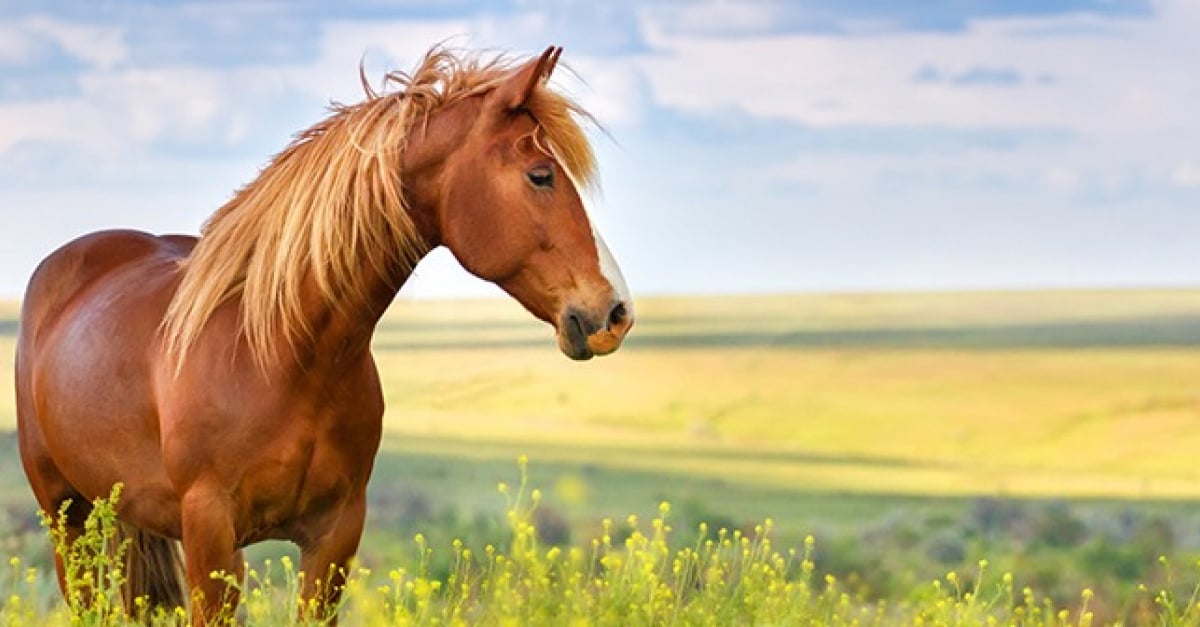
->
[413,47,633,360]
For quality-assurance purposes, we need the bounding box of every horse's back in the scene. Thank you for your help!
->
[19,229,194,348]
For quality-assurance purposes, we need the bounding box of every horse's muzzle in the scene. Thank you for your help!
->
[558,300,634,360]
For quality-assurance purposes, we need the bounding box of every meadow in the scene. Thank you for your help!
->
[0,289,1198,624]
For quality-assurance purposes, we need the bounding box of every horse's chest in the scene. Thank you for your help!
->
[239,423,376,542]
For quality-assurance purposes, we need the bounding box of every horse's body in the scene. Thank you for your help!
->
[15,46,632,623]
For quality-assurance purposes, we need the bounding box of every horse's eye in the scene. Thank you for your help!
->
[527,166,554,189]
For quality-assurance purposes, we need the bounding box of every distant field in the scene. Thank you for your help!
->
[2,290,1199,505]
[361,290,1200,499]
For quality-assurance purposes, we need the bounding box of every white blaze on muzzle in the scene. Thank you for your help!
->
[560,158,631,313]
[589,218,631,312]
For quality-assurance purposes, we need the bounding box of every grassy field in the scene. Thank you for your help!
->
[369,290,1200,497]
[1,290,1199,623]
[2,290,1200,506]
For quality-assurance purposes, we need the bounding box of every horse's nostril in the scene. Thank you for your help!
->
[607,302,628,330]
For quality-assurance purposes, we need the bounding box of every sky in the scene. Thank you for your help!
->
[0,0,1197,300]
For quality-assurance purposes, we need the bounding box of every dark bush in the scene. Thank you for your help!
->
[533,506,571,546]
[925,529,967,565]
[1032,501,1087,548]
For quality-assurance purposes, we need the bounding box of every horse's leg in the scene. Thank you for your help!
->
[298,492,367,624]
[28,483,92,604]
[47,496,93,601]
[16,416,91,601]
[179,485,240,625]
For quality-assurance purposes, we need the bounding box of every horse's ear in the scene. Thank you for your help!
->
[494,46,562,111]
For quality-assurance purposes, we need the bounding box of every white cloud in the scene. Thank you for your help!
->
[634,1,1200,204]
[288,19,474,102]
[0,16,127,69]
[549,57,646,130]
[77,66,295,144]
[24,16,128,69]
[1041,166,1080,192]
[655,0,783,36]
[1171,161,1200,188]
[297,17,645,130]
[635,3,1200,139]
[0,18,482,159]
[2,2,1195,299]
[0,23,38,64]
[0,99,111,153]
[0,64,301,159]
[0,12,643,159]
[0,12,640,300]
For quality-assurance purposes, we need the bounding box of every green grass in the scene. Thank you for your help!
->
[3,290,1200,498]
[0,289,1199,624]
[1,289,1199,534]
[360,290,1200,498]
[7,463,1200,626]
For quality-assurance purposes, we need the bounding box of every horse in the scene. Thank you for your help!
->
[14,45,633,623]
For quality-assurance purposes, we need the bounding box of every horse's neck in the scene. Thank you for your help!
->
[299,250,419,364]
[300,106,456,361]
[302,219,438,365]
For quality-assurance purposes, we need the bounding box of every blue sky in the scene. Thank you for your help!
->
[0,0,1197,299]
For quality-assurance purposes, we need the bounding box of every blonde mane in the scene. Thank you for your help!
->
[161,47,597,370]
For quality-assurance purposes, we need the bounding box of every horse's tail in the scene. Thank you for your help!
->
[118,522,188,613]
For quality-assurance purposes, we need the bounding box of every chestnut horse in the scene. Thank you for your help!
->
[15,45,632,622]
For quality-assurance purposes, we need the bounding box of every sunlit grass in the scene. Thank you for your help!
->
[0,291,1198,624]
[2,292,1199,498]
[365,291,1200,498]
